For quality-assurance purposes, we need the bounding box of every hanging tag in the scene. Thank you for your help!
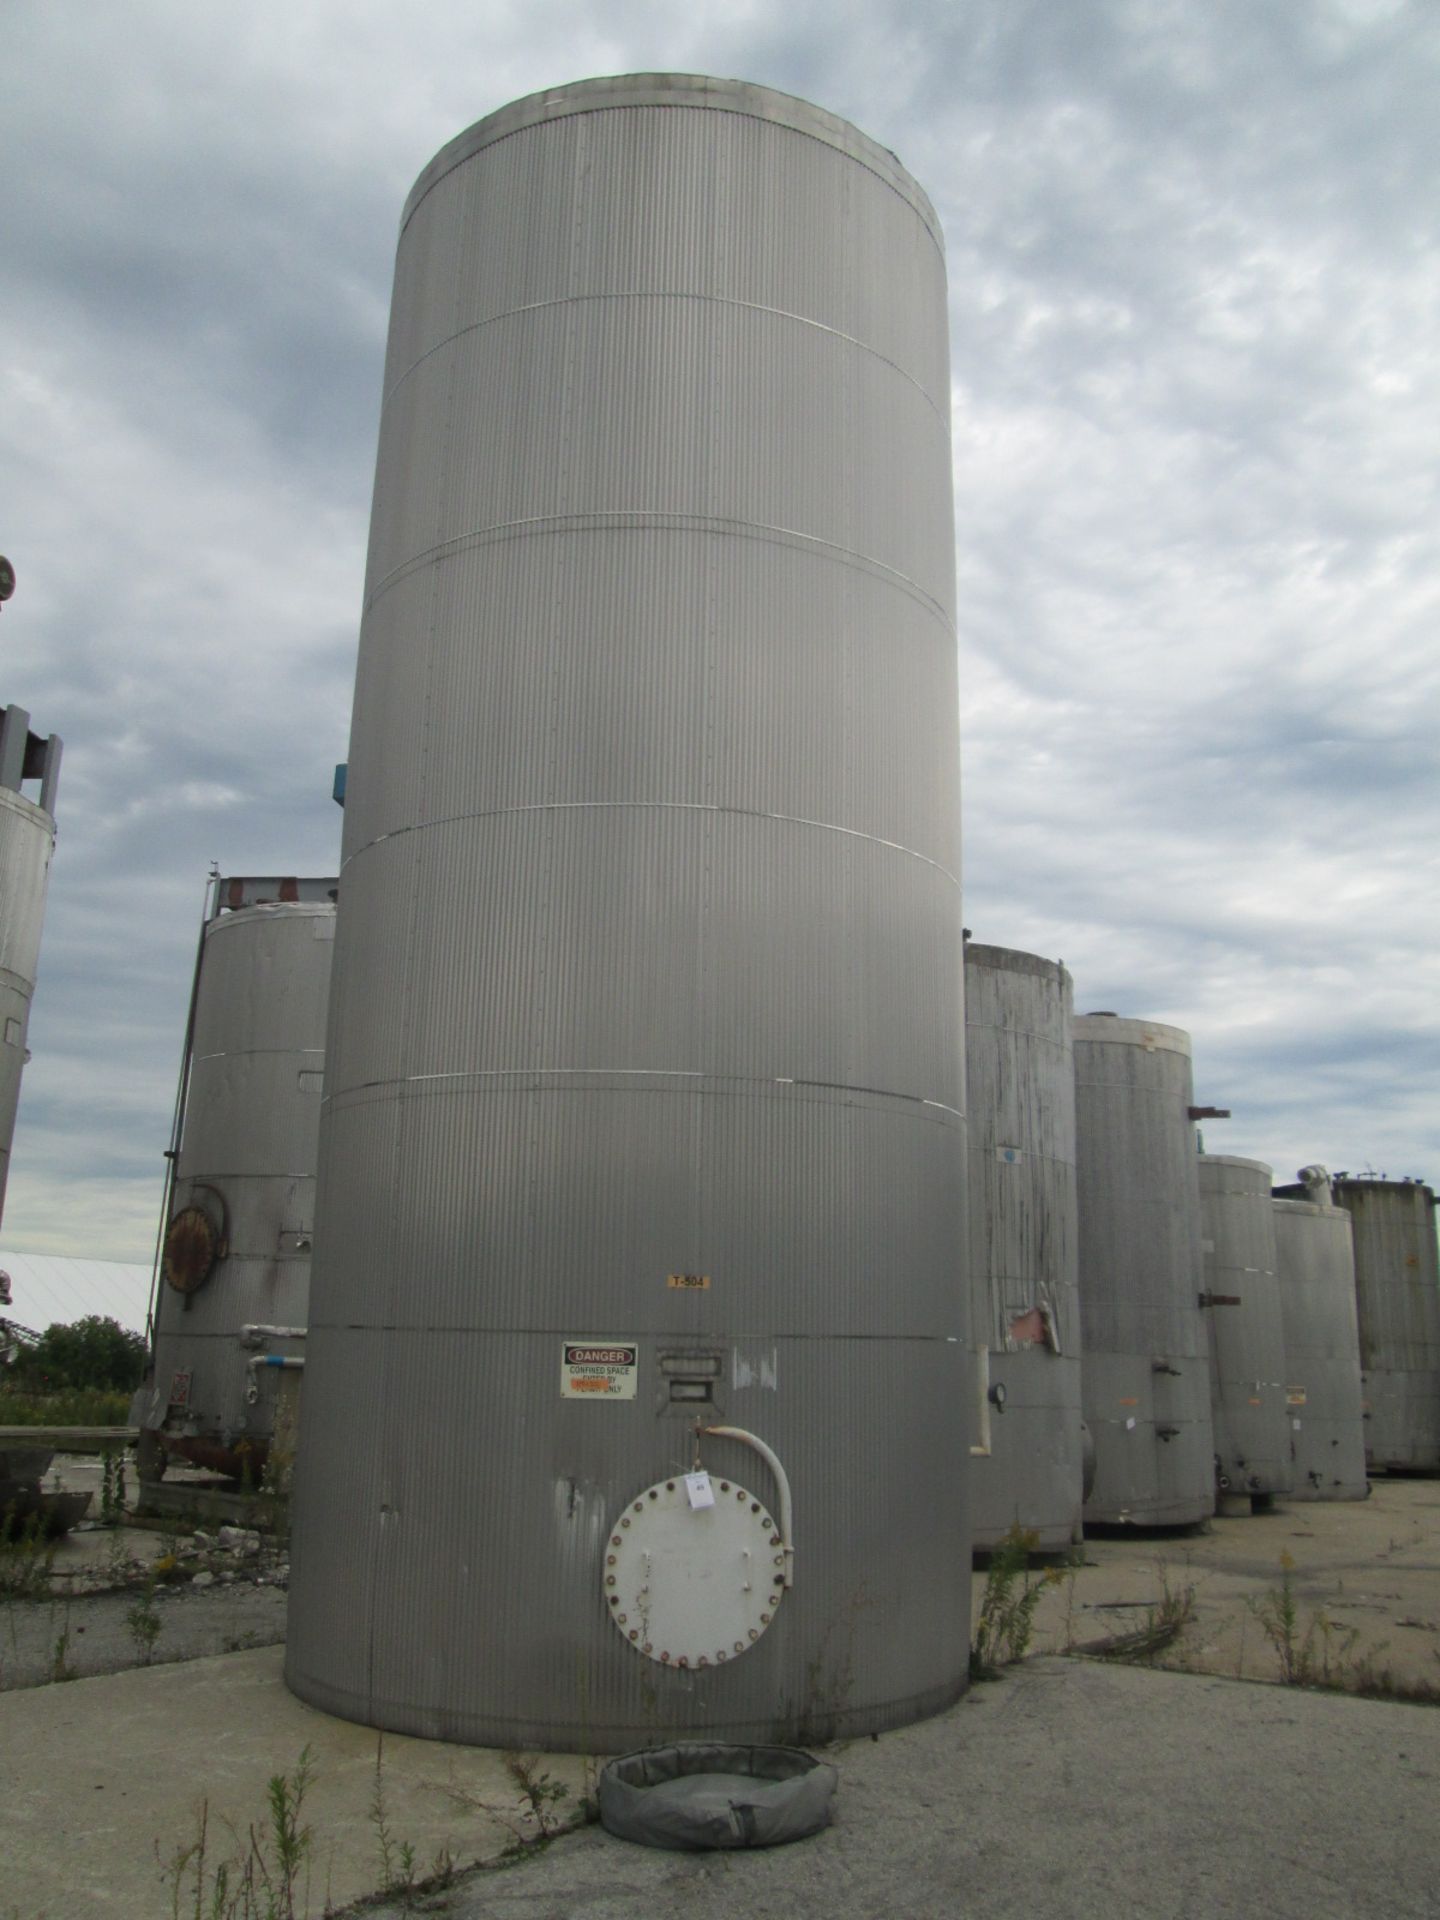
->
[685,1471,715,1510]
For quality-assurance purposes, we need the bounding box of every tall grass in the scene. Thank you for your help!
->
[0,1387,134,1426]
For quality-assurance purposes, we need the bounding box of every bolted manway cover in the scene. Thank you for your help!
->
[604,1475,785,1667]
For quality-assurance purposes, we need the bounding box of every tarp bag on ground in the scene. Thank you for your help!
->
[598,1742,838,1850]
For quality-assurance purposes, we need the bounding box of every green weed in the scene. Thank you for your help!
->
[99,1447,127,1526]
[440,1751,584,1863]
[159,1747,314,1920]
[1246,1552,1357,1686]
[368,1736,417,1906]
[51,1601,75,1682]
[971,1524,1055,1679]
[125,1576,163,1665]
[1246,1552,1363,1689]
[502,1752,573,1843]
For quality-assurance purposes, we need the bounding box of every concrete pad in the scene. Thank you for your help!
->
[1029,1477,1440,1690]
[366,1658,1440,1920]
[2,1647,590,1918]
[8,1648,1440,1920]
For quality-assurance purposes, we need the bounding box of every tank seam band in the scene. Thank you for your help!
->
[382,291,947,421]
[362,512,955,630]
[341,800,960,885]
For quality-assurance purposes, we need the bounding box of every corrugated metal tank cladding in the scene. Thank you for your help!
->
[1332,1179,1440,1472]
[1072,1016,1213,1526]
[287,75,969,1750]
[146,902,335,1476]
[964,944,1081,1550]
[1197,1156,1290,1501]
[0,786,56,1231]
[1271,1198,1368,1500]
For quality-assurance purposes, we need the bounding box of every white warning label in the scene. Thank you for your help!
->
[561,1339,639,1399]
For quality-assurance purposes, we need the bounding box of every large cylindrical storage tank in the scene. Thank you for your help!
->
[287,76,968,1749]
[144,883,336,1483]
[1197,1156,1290,1505]
[1272,1197,1367,1500]
[1073,1016,1213,1526]
[0,707,61,1234]
[964,943,1082,1550]
[1332,1179,1440,1472]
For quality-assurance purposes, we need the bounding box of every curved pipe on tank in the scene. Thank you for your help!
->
[970,1346,993,1458]
[699,1425,795,1587]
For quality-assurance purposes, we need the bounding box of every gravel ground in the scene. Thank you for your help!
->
[3,1454,289,1690]
[1,1578,287,1689]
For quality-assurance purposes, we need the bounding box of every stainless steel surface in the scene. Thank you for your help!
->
[964,944,1081,1550]
[287,74,968,1749]
[1330,1179,1440,1472]
[0,784,56,1233]
[1197,1156,1290,1499]
[1073,1017,1214,1527]
[148,898,335,1476]
[1272,1197,1368,1500]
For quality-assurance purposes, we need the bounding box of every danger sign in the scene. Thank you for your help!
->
[561,1339,638,1399]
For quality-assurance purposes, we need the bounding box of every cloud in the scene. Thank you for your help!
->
[1,0,1437,1262]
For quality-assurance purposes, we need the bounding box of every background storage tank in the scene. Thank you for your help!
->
[1272,1194,1368,1500]
[1073,1015,1214,1527]
[0,704,61,1233]
[287,75,969,1750]
[1197,1155,1290,1508]
[141,876,336,1485]
[1332,1178,1440,1473]
[964,943,1082,1550]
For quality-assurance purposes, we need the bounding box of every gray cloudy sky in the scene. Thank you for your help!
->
[1,0,1436,1266]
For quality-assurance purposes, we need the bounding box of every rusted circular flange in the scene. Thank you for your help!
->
[163,1205,219,1294]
